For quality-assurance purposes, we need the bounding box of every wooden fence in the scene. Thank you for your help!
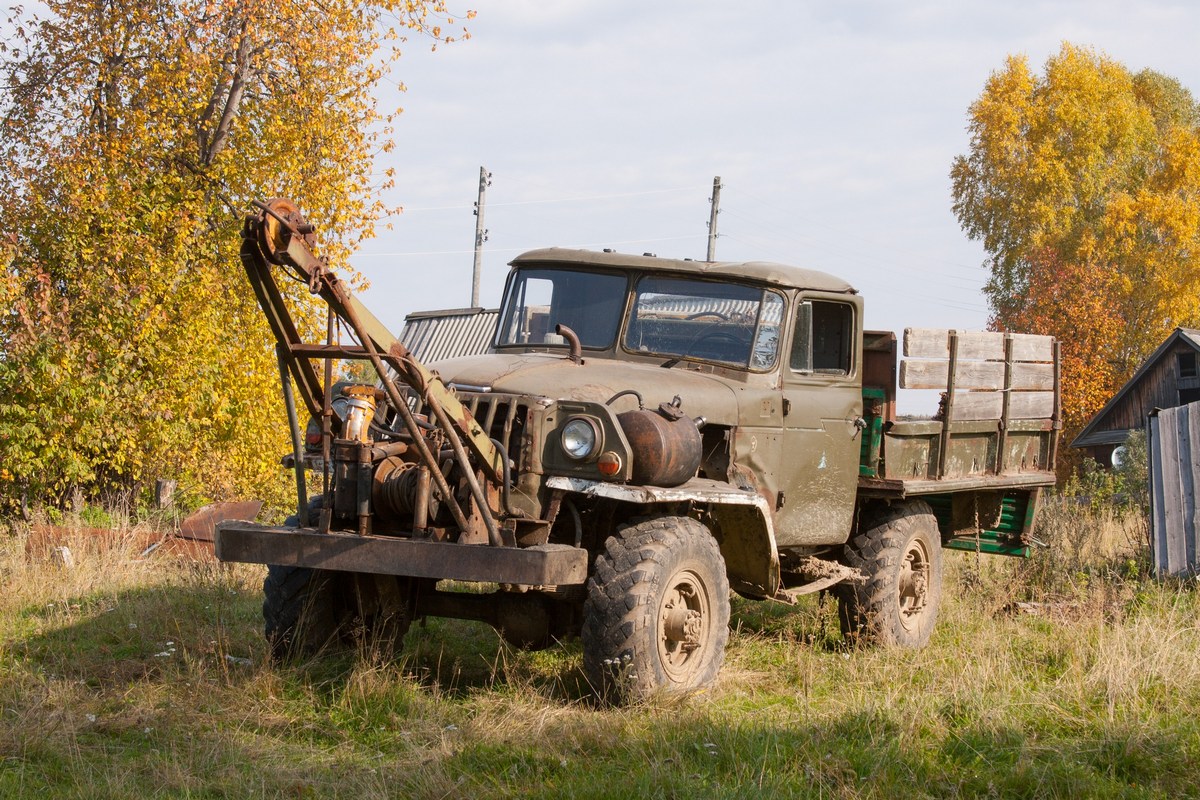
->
[1148,401,1200,576]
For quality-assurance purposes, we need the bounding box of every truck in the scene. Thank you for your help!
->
[216,198,1061,702]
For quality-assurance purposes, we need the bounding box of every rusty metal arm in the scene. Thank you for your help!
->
[239,219,323,419]
[335,281,503,548]
[255,200,506,486]
[241,199,507,545]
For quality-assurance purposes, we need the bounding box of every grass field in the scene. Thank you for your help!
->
[1,502,1197,799]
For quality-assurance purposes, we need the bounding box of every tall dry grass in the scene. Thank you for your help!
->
[1,495,1197,798]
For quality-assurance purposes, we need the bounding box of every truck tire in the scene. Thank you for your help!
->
[264,566,415,660]
[263,503,413,660]
[583,516,730,703]
[263,565,345,660]
[837,500,942,648]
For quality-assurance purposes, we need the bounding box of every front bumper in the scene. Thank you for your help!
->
[215,522,589,586]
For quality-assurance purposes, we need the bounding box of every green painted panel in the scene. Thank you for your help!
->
[928,490,1032,558]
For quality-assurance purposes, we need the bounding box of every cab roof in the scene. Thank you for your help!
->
[510,248,857,294]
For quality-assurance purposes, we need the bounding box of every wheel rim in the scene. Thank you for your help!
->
[897,537,931,632]
[658,568,713,682]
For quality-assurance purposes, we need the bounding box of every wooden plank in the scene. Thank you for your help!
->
[1149,414,1168,575]
[998,391,1055,421]
[936,332,960,479]
[905,328,1004,360]
[1008,333,1056,362]
[1186,404,1200,572]
[1160,409,1187,574]
[948,393,1001,421]
[948,391,1055,422]
[900,360,1054,391]
[904,328,1054,362]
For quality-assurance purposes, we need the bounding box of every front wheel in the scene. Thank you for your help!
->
[582,516,731,703]
[837,500,942,648]
[263,567,415,660]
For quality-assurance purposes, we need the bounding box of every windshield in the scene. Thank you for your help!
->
[624,275,784,369]
[495,267,627,348]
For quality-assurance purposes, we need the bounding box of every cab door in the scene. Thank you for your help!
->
[775,294,864,547]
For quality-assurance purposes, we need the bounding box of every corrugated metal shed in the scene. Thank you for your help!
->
[398,307,498,363]
[1148,401,1200,576]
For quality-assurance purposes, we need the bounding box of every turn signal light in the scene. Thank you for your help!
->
[597,451,622,477]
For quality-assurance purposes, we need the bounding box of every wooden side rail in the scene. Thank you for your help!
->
[899,328,1059,479]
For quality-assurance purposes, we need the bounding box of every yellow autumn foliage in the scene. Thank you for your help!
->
[952,43,1200,452]
[0,1,470,512]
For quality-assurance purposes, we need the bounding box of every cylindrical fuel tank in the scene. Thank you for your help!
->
[617,407,703,487]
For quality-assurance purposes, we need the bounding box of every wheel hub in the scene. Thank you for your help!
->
[898,540,930,631]
[664,606,703,650]
[658,572,711,679]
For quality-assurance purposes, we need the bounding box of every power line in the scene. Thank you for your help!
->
[387,185,694,215]
[354,233,705,260]
[719,208,985,286]
[718,231,989,314]
[732,187,988,273]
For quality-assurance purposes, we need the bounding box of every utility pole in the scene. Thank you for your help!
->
[706,175,722,262]
[471,166,491,308]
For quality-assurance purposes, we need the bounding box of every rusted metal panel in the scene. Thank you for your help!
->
[882,418,1054,484]
[1005,423,1055,473]
[1149,402,1200,576]
[398,307,499,363]
[545,475,782,598]
[214,522,589,585]
[177,501,263,542]
[545,475,770,510]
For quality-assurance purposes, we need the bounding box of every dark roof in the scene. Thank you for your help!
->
[398,307,498,362]
[510,248,857,294]
[1071,327,1200,448]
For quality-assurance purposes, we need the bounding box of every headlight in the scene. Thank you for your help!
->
[561,416,601,460]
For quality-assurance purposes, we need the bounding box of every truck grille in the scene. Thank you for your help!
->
[385,386,530,473]
[461,393,529,471]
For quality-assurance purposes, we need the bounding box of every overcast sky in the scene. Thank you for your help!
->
[352,0,1200,340]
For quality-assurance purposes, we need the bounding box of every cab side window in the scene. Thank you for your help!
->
[790,300,854,375]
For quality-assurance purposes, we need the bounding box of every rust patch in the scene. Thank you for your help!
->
[178,501,263,542]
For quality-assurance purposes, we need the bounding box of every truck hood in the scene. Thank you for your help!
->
[433,353,742,424]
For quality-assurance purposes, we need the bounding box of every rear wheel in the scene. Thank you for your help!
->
[583,516,730,703]
[837,500,942,648]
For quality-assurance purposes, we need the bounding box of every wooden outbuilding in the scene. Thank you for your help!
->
[1072,327,1200,465]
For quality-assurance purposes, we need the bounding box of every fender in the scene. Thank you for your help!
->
[545,475,781,598]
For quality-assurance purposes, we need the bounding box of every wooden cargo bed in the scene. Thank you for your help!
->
[856,328,1061,555]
